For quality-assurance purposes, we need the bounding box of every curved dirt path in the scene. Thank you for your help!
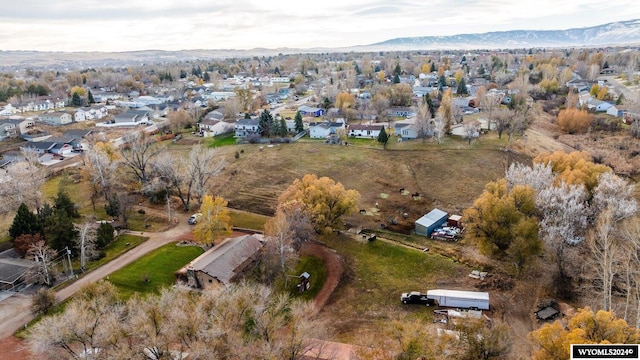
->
[0,213,192,340]
[300,241,343,312]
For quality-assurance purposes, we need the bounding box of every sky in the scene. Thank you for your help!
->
[1,0,639,52]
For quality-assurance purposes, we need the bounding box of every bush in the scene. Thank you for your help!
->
[146,188,168,205]
[31,287,56,316]
[557,108,591,134]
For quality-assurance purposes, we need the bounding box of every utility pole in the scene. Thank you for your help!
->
[66,247,74,277]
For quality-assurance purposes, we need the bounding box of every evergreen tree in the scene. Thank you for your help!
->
[392,73,401,84]
[179,70,187,79]
[87,89,95,104]
[258,109,274,137]
[294,111,304,133]
[423,93,435,118]
[603,61,609,69]
[203,72,210,82]
[457,78,468,95]
[104,195,120,219]
[478,64,486,76]
[377,127,389,149]
[71,92,83,107]
[354,63,361,75]
[9,203,42,240]
[374,65,380,73]
[279,118,288,136]
[46,210,79,252]
[394,63,401,76]
[274,66,280,75]
[438,74,447,88]
[54,189,80,219]
[96,222,115,250]
[244,112,251,119]
[430,62,436,73]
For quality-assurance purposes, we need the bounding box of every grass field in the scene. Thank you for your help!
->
[85,234,147,272]
[107,243,204,299]
[289,255,327,301]
[229,209,269,230]
[320,233,470,342]
[206,132,237,147]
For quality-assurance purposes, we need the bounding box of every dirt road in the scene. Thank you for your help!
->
[0,213,191,340]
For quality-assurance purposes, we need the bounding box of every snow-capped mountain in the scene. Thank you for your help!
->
[365,19,640,50]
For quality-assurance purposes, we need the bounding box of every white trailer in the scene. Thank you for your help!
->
[426,289,490,310]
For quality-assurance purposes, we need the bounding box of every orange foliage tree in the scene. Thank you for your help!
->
[557,108,591,134]
[277,174,359,233]
[529,307,640,360]
[534,151,611,192]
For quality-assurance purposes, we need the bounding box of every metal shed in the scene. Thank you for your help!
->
[426,289,490,310]
[415,208,448,236]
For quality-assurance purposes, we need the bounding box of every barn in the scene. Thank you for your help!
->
[415,208,448,236]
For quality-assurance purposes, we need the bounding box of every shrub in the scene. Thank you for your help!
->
[557,108,591,134]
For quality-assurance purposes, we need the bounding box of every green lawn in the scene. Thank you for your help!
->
[207,133,237,147]
[229,209,269,230]
[289,255,327,301]
[107,242,204,299]
[86,234,147,271]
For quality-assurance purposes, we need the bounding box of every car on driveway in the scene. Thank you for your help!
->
[401,291,435,306]
[187,213,202,225]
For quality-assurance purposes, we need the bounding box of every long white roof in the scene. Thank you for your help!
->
[427,289,489,300]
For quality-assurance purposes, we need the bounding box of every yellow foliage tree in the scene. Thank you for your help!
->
[69,86,86,97]
[534,151,611,192]
[596,85,609,100]
[277,174,360,233]
[590,84,600,96]
[454,70,465,84]
[529,307,640,360]
[335,92,356,114]
[193,195,232,245]
[438,88,454,133]
[557,108,591,134]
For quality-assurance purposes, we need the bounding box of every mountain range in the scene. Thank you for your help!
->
[1,19,639,69]
[364,19,640,50]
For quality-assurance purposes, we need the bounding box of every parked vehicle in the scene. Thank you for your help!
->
[187,213,202,225]
[401,291,436,306]
[426,289,489,310]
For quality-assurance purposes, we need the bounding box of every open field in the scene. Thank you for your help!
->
[107,242,204,299]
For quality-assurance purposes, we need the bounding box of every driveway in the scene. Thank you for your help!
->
[0,213,192,339]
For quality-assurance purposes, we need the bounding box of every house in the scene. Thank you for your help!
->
[39,111,73,126]
[0,122,17,140]
[298,105,326,117]
[388,107,416,118]
[74,108,87,122]
[175,234,265,289]
[21,141,56,154]
[0,118,35,135]
[395,123,419,141]
[47,137,81,153]
[234,118,260,137]
[415,209,449,236]
[586,99,613,112]
[199,118,235,137]
[308,120,345,139]
[348,124,384,138]
[112,109,150,124]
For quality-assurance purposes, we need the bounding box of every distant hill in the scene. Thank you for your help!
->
[1,19,639,70]
[364,19,640,50]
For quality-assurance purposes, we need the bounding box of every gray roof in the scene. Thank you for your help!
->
[0,257,36,285]
[415,208,448,228]
[190,234,265,285]
[63,129,94,138]
[236,119,259,126]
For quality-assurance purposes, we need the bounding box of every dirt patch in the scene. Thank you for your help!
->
[0,336,30,360]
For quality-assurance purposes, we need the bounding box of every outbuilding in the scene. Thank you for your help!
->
[415,208,448,236]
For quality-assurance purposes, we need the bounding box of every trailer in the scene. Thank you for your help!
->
[426,289,490,310]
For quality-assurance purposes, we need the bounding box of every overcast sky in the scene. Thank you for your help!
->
[2,0,639,52]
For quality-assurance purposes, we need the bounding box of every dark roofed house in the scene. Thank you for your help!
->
[176,234,265,289]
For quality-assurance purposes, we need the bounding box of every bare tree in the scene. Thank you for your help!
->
[263,210,298,286]
[84,143,118,203]
[433,114,446,144]
[462,120,481,146]
[588,207,621,311]
[0,154,47,214]
[492,108,515,140]
[505,162,555,193]
[152,151,192,212]
[592,172,638,222]
[189,145,226,206]
[119,132,163,185]
[26,241,58,286]
[76,223,97,271]
[413,102,433,141]
[621,217,640,327]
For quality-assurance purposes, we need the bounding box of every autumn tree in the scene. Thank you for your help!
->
[278,174,360,233]
[193,195,232,245]
[529,307,640,360]
[463,179,541,275]
[388,83,413,107]
[335,91,356,114]
[373,94,390,122]
[437,88,454,133]
[534,151,610,192]
[557,108,591,134]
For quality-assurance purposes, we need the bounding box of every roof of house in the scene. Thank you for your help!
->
[187,234,265,285]
[415,208,448,228]
[349,124,384,131]
[235,119,259,126]
[298,105,323,113]
[22,142,56,151]
[63,129,93,138]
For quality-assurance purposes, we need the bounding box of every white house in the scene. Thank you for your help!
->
[74,108,87,122]
[39,112,73,125]
[395,123,418,140]
[309,120,345,139]
[234,119,260,137]
[348,124,384,138]
[199,119,235,137]
[587,99,613,112]
[112,109,150,124]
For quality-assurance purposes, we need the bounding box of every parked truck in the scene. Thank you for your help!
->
[426,289,490,310]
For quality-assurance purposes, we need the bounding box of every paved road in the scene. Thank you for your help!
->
[0,213,191,339]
